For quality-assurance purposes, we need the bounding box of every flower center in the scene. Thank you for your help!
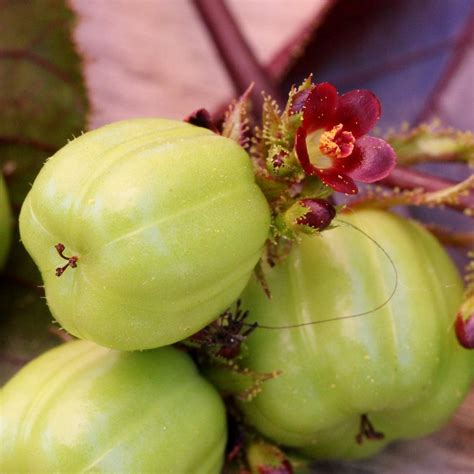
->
[306,124,355,169]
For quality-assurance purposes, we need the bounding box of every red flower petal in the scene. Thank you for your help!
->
[335,90,381,138]
[342,136,396,183]
[295,127,317,175]
[303,82,338,133]
[316,168,358,194]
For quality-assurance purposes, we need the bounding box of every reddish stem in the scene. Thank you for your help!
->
[191,0,285,114]
[379,166,474,212]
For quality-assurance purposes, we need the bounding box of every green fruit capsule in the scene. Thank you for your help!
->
[19,119,270,350]
[0,340,227,473]
[0,174,12,268]
[235,209,474,459]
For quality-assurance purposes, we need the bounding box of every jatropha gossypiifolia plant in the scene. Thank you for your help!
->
[13,75,474,473]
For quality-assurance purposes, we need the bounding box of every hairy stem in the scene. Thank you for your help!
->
[379,166,474,212]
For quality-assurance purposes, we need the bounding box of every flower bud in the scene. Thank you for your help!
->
[455,313,474,349]
[285,198,336,234]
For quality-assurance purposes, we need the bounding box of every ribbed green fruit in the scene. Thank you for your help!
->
[237,209,474,459]
[0,174,11,268]
[0,340,227,473]
[19,119,270,350]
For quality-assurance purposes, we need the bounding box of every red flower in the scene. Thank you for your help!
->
[293,83,396,194]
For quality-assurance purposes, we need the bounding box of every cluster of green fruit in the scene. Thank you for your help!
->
[0,118,473,473]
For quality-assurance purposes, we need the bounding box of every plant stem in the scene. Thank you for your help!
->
[191,0,285,115]
[266,0,336,78]
[379,166,474,212]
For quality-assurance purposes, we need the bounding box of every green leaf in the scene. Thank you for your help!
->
[0,0,89,383]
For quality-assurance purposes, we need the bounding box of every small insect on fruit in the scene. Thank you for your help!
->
[19,118,270,350]
[190,299,258,359]
[0,341,227,473]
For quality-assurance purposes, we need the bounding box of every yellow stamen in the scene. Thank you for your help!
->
[319,124,345,158]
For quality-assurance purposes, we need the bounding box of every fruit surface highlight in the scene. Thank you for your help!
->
[19,118,270,350]
[235,209,474,459]
[0,340,227,473]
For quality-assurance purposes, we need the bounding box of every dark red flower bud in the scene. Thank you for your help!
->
[455,313,474,349]
[296,198,336,232]
[286,198,336,234]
